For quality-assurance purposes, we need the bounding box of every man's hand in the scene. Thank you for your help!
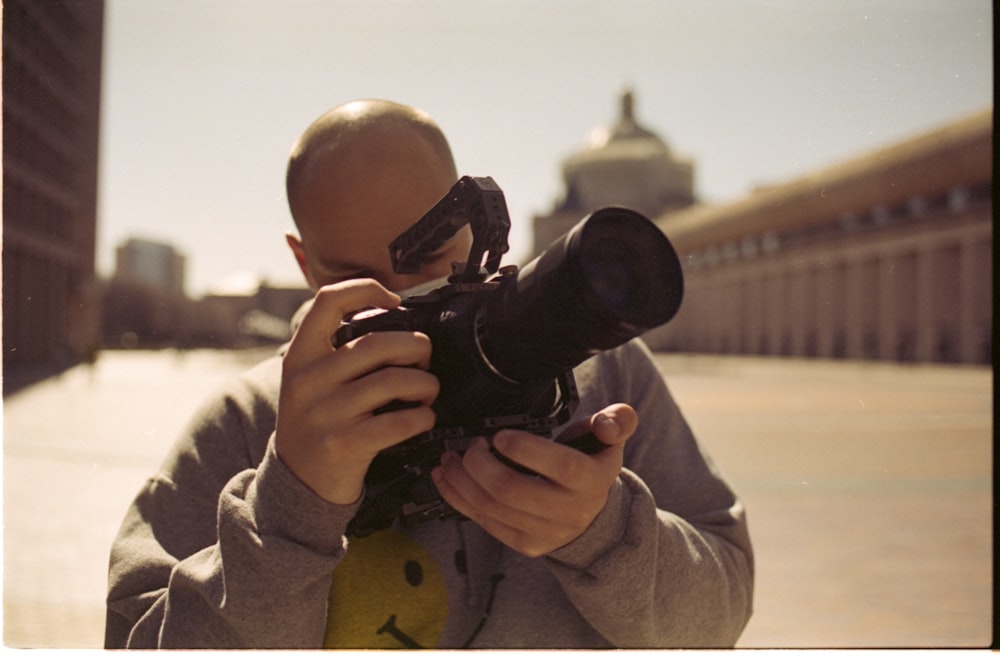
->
[431,403,639,557]
[275,279,439,505]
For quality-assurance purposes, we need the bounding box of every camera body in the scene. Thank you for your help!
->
[336,176,683,537]
[336,266,587,538]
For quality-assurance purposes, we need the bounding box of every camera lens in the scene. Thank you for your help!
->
[478,207,683,383]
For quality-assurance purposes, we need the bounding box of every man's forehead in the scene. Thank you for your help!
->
[305,213,397,259]
[292,132,457,264]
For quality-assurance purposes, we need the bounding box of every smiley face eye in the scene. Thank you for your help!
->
[404,560,423,587]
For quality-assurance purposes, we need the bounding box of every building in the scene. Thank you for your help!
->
[644,108,992,365]
[101,264,311,350]
[188,281,312,348]
[114,237,187,294]
[2,0,105,390]
[531,88,696,257]
[101,237,187,349]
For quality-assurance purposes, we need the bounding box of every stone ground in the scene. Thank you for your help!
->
[2,348,993,651]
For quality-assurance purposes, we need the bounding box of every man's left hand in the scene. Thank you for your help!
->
[431,403,638,557]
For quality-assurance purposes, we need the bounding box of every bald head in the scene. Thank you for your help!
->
[286,100,457,228]
[284,99,470,292]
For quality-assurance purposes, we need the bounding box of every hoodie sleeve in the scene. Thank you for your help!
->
[544,340,754,647]
[104,358,358,648]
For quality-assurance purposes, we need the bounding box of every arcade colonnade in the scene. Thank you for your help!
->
[645,109,992,365]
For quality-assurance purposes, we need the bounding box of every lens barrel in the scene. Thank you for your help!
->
[478,207,683,384]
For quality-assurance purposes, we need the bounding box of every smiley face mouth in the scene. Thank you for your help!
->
[377,614,425,648]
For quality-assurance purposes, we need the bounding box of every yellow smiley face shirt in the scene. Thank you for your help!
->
[324,528,449,649]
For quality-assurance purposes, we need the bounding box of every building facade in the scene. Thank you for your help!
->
[644,109,992,365]
[114,237,187,294]
[3,0,105,388]
[101,242,312,349]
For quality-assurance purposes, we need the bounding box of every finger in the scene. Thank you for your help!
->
[589,403,639,448]
[286,279,400,371]
[491,429,611,491]
[326,330,433,384]
[281,404,438,505]
[280,337,428,417]
[431,448,559,550]
[288,366,437,448]
[555,403,638,448]
[433,446,590,558]
[346,405,438,456]
[283,331,433,431]
[459,439,575,517]
[345,366,440,417]
[431,466,530,552]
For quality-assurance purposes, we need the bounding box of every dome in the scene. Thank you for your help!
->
[584,88,669,151]
[559,88,695,218]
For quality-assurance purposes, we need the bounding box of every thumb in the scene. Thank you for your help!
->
[591,403,639,448]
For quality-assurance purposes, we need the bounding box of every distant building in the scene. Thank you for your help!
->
[646,108,992,365]
[2,0,105,390]
[114,237,187,294]
[101,265,312,350]
[187,281,312,348]
[532,88,696,257]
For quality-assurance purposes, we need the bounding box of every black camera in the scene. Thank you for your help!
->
[336,176,684,537]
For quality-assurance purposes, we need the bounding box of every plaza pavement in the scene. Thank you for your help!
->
[2,348,993,650]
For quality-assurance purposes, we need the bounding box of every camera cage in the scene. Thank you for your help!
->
[344,176,588,537]
[349,363,582,536]
[341,174,685,536]
[389,175,511,283]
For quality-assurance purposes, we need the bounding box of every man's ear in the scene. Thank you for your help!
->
[286,232,317,291]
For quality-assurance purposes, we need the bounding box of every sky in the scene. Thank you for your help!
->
[97,0,993,297]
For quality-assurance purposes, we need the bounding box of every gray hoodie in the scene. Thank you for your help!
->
[104,338,753,648]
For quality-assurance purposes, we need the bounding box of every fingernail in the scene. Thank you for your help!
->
[595,413,620,437]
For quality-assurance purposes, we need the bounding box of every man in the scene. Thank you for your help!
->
[105,99,753,648]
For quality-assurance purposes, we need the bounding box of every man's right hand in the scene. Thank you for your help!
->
[275,279,439,505]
